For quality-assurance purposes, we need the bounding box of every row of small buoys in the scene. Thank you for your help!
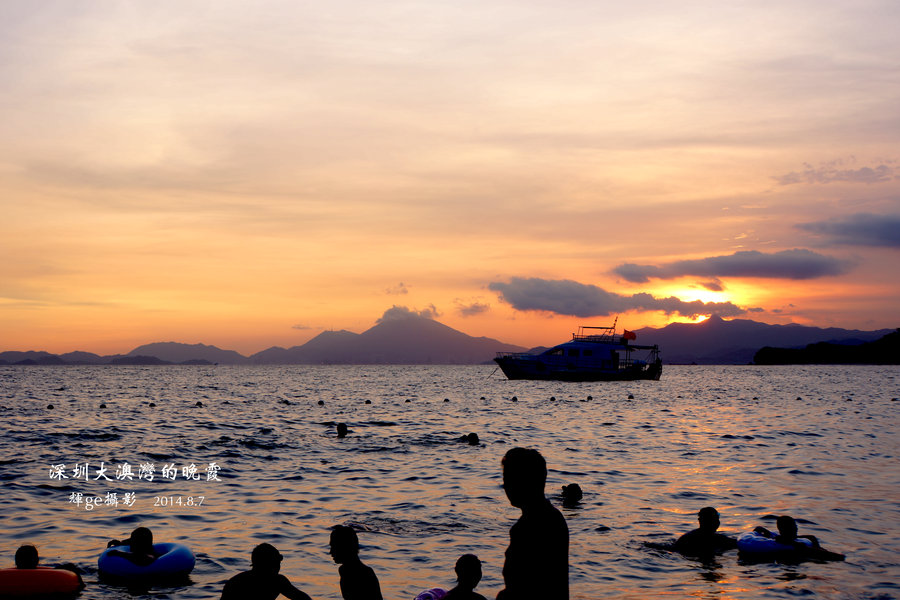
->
[45,392,647,412]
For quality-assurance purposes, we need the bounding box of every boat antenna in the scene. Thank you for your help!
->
[613,315,618,332]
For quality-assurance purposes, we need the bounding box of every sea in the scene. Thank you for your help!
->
[1,364,899,600]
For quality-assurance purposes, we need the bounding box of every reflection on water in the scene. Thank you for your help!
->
[1,365,899,599]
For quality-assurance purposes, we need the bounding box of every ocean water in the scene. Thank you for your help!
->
[1,364,899,600]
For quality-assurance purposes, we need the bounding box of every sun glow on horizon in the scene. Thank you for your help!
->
[654,285,732,306]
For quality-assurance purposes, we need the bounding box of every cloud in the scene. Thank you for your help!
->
[385,282,409,295]
[796,213,900,248]
[699,279,724,292]
[455,300,491,317]
[612,249,851,283]
[291,323,313,330]
[775,161,895,185]
[489,277,751,318]
[376,304,440,323]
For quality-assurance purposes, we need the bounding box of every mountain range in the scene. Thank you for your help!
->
[633,315,894,364]
[1,314,894,366]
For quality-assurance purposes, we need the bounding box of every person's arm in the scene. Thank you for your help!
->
[366,567,384,600]
[221,578,235,600]
[279,575,313,600]
[717,534,739,549]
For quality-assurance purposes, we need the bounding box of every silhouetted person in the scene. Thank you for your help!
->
[672,507,738,556]
[14,545,39,569]
[560,484,582,507]
[14,544,85,589]
[458,433,479,445]
[445,554,487,600]
[221,543,313,600]
[107,526,159,566]
[753,515,845,561]
[337,423,348,438]
[329,525,384,600]
[497,447,568,600]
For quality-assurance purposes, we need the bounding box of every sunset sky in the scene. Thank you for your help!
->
[2,1,899,355]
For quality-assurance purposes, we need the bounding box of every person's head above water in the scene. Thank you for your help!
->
[129,527,154,552]
[250,543,283,573]
[697,507,721,533]
[329,525,359,564]
[15,545,39,569]
[502,447,548,508]
[454,554,482,591]
[776,515,798,540]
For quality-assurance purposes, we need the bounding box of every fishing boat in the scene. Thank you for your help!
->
[494,324,662,381]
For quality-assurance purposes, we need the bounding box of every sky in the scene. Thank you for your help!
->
[2,0,899,355]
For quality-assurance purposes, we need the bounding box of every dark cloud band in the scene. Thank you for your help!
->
[797,213,900,248]
[613,249,850,283]
[489,277,749,319]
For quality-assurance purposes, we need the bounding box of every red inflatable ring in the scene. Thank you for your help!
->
[0,567,82,597]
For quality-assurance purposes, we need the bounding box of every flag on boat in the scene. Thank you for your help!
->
[623,330,637,340]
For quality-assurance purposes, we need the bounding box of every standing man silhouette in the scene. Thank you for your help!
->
[497,448,569,600]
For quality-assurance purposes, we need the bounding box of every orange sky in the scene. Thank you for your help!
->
[2,1,899,355]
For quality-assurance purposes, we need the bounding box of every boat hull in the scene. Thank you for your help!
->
[494,356,662,382]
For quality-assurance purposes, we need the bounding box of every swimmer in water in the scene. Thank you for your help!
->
[753,515,845,561]
[15,544,86,589]
[444,554,487,600]
[671,507,738,556]
[561,484,583,507]
[329,525,384,600]
[106,527,160,566]
[221,543,312,600]
[14,545,39,569]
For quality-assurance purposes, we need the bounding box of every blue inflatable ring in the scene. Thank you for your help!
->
[737,531,814,554]
[98,542,195,579]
